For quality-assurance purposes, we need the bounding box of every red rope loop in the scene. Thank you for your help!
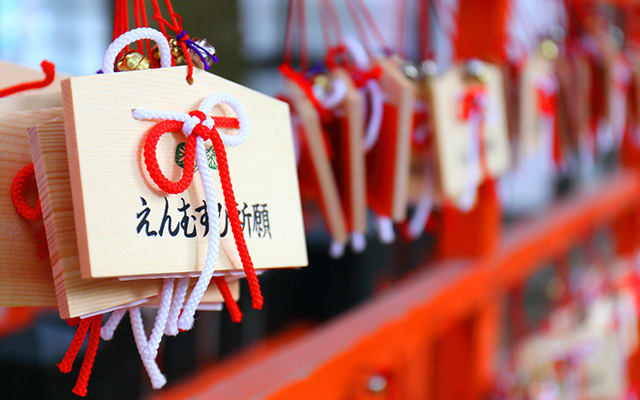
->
[0,60,55,98]
[142,111,263,309]
[11,163,42,221]
[143,113,236,194]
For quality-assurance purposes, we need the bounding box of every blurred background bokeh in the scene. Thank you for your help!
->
[2,1,639,399]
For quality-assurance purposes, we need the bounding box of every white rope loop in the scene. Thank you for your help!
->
[102,27,172,73]
[99,27,173,389]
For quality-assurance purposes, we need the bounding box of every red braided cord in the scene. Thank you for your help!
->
[212,277,243,323]
[0,61,55,98]
[57,318,91,373]
[150,0,168,37]
[112,0,122,41]
[284,0,296,66]
[319,0,343,49]
[395,0,408,58]
[208,127,263,309]
[325,0,344,45]
[318,0,333,51]
[139,0,152,57]
[71,315,102,397]
[214,117,240,129]
[150,0,196,81]
[296,0,309,70]
[353,0,390,54]
[419,0,432,61]
[162,0,180,27]
[113,0,130,60]
[133,0,144,53]
[11,163,42,221]
[345,0,375,57]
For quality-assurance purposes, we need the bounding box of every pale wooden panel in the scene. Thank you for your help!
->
[0,60,68,96]
[62,66,307,278]
[29,118,162,318]
[284,76,348,244]
[0,92,62,113]
[429,63,510,203]
[408,79,437,205]
[332,68,367,233]
[376,57,416,221]
[0,107,64,306]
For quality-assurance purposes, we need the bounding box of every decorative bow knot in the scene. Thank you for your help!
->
[138,108,239,194]
[133,93,263,332]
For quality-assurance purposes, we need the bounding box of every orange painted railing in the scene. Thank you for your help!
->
[155,171,640,400]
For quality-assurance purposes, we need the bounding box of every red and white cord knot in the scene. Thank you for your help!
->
[132,93,261,337]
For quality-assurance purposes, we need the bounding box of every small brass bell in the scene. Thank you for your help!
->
[401,61,421,81]
[312,74,331,100]
[421,60,438,78]
[152,37,186,65]
[116,51,150,72]
[540,39,559,60]
[189,38,217,70]
[464,59,490,84]
[312,74,330,91]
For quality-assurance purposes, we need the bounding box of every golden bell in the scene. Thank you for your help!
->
[540,39,558,60]
[464,59,490,83]
[152,37,186,65]
[313,74,330,91]
[421,60,438,78]
[116,51,150,72]
[401,61,420,80]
